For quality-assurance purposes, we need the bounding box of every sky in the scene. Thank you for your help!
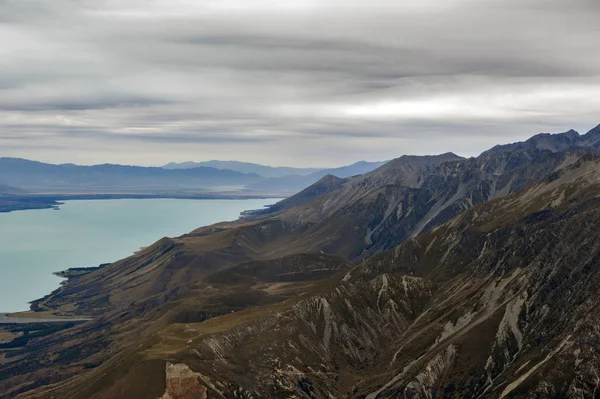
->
[0,0,599,167]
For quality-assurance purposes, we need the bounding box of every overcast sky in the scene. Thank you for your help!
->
[1,0,599,167]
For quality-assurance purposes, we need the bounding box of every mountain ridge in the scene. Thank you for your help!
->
[0,157,387,202]
[162,159,388,181]
[163,160,323,178]
[0,157,262,194]
[12,135,600,399]
[243,160,389,194]
[480,124,600,157]
[4,125,600,398]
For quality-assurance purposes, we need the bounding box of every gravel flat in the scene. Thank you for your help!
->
[0,313,91,324]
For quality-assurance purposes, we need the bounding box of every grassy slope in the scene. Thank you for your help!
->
[5,143,600,397]
[17,155,600,399]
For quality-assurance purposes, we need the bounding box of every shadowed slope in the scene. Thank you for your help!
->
[23,139,599,317]
[19,153,600,399]
[5,127,600,398]
[257,174,349,215]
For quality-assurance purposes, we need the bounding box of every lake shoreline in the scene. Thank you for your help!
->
[0,192,282,213]
[0,198,283,313]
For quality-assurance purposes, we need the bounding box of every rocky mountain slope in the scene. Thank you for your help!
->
[3,125,600,398]
[266,143,590,260]
[253,174,349,215]
[9,138,600,399]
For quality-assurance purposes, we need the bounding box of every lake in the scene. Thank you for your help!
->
[0,198,281,312]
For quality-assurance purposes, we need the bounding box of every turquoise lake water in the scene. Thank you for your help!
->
[0,198,280,312]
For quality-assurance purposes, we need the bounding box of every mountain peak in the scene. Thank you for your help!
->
[385,152,463,168]
[258,173,349,215]
[562,129,580,139]
[442,151,461,158]
[480,128,586,157]
[528,129,580,141]
[317,174,347,183]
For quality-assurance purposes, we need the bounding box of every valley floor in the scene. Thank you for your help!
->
[0,313,91,324]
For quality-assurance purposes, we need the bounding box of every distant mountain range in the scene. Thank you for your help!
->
[0,158,388,206]
[162,159,388,193]
[162,160,322,178]
[244,160,389,194]
[0,158,262,194]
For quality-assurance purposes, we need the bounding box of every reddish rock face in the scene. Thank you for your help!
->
[161,363,208,399]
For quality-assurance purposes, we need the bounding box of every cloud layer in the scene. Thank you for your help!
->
[1,0,599,166]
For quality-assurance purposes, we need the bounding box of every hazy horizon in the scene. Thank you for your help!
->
[3,122,599,169]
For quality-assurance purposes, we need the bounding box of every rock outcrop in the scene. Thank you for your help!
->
[161,363,207,399]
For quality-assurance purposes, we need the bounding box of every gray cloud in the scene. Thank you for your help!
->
[0,0,599,166]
